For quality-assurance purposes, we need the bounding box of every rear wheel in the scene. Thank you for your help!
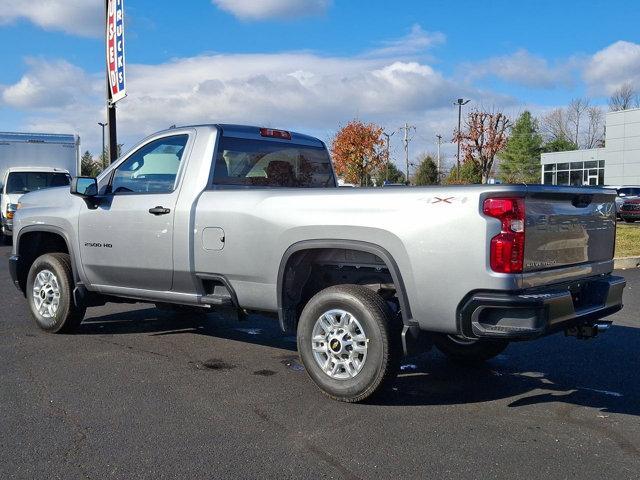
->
[297,285,401,403]
[432,334,508,364]
[26,253,86,333]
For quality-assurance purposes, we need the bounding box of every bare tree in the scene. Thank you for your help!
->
[608,83,637,111]
[541,108,572,142]
[567,98,589,147]
[584,106,605,149]
[453,110,510,184]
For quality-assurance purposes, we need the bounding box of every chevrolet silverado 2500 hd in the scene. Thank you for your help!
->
[9,124,625,402]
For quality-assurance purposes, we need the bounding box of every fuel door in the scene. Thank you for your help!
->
[202,227,225,251]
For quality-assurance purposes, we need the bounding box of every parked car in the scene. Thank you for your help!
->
[609,185,640,217]
[619,197,640,223]
[9,124,625,402]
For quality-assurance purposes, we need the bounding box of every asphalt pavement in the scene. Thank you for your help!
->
[1,245,639,479]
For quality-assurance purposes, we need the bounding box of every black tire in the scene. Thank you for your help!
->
[432,334,508,364]
[26,253,86,333]
[1,233,11,245]
[297,284,402,403]
[623,218,636,223]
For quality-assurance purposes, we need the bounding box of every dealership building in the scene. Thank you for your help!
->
[541,107,640,187]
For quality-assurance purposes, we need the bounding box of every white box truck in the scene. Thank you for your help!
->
[0,132,79,242]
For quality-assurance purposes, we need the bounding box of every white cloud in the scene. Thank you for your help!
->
[462,49,575,89]
[212,0,331,20]
[1,58,99,109]
[367,24,445,58]
[584,41,640,95]
[0,0,102,37]
[1,48,503,160]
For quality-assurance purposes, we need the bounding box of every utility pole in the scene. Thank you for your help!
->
[436,134,442,184]
[382,131,394,183]
[399,123,416,185]
[454,98,470,181]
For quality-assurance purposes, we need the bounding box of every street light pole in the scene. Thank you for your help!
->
[98,122,107,156]
[454,98,470,181]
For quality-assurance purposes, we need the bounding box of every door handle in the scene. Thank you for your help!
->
[148,206,171,215]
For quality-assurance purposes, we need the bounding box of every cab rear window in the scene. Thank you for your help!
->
[212,136,335,188]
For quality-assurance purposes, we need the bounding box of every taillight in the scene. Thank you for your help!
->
[483,197,525,273]
[260,128,291,140]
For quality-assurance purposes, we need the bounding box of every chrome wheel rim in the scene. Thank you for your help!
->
[32,269,61,320]
[311,309,368,380]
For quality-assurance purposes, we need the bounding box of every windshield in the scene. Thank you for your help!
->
[6,172,71,194]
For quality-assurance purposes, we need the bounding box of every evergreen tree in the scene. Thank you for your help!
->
[374,162,405,185]
[80,150,99,177]
[444,161,482,184]
[413,154,438,186]
[542,137,578,153]
[498,111,543,183]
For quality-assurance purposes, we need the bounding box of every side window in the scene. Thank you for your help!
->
[111,135,188,194]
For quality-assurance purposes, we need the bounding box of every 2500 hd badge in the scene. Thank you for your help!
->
[84,242,113,248]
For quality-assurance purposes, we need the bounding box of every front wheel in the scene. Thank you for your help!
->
[432,334,508,364]
[26,253,86,333]
[297,285,401,403]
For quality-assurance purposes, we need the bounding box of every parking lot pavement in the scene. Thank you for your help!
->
[1,246,639,480]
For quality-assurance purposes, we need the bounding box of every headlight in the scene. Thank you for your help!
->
[6,203,18,220]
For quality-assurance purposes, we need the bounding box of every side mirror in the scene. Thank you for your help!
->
[70,177,98,198]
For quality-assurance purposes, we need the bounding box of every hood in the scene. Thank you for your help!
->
[2,193,24,206]
[15,186,72,209]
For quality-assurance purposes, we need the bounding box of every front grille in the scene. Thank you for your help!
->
[621,204,640,211]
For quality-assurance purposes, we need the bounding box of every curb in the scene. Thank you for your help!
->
[614,256,640,269]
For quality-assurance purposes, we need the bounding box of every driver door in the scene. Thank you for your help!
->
[78,133,190,291]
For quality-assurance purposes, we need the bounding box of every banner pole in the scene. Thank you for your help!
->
[105,0,118,164]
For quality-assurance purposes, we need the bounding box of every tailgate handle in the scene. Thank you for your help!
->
[571,195,592,208]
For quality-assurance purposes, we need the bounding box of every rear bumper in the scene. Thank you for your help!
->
[458,275,625,340]
[8,254,20,290]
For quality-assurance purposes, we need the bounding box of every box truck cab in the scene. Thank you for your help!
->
[1,167,71,241]
[0,131,79,243]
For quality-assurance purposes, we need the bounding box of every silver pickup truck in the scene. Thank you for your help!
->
[9,124,625,402]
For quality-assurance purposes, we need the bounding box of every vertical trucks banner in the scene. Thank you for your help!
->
[106,0,126,103]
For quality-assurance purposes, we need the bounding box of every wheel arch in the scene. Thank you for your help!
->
[276,239,413,334]
[15,225,79,294]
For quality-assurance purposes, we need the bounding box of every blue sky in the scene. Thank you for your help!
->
[0,0,639,165]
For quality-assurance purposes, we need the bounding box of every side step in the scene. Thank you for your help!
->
[200,283,235,306]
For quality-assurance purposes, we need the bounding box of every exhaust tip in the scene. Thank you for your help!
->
[595,322,611,332]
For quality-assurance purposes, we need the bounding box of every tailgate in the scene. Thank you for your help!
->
[524,188,617,272]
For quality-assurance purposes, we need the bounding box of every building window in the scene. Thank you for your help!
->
[541,160,605,186]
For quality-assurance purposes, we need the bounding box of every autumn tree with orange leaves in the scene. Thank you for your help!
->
[453,110,510,184]
[331,120,386,186]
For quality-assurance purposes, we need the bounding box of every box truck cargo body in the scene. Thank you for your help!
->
[0,132,79,241]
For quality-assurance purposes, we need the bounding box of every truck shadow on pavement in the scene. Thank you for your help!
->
[78,308,639,417]
[78,306,298,352]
